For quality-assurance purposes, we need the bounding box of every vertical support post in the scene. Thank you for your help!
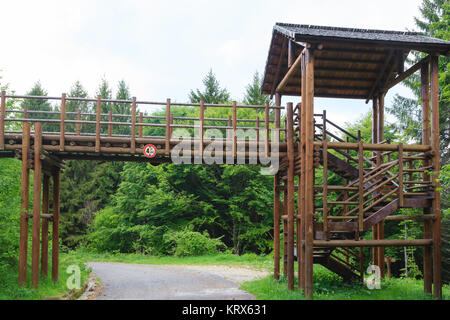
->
[273,174,280,280]
[430,54,441,299]
[139,112,143,138]
[359,246,364,282]
[398,143,404,207]
[283,187,288,277]
[322,110,328,235]
[303,48,314,300]
[358,141,364,232]
[95,96,101,153]
[170,114,174,138]
[256,116,260,144]
[52,168,60,282]
[286,102,295,291]
[371,97,378,266]
[227,115,232,141]
[300,59,307,291]
[199,100,204,160]
[131,97,136,153]
[31,122,42,289]
[108,111,113,137]
[41,174,50,278]
[59,93,66,151]
[265,101,270,158]
[76,109,81,136]
[0,90,5,150]
[19,121,30,285]
[377,93,385,278]
[232,101,237,159]
[165,98,171,155]
[421,62,432,294]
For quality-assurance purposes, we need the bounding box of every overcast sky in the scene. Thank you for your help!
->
[0,0,424,126]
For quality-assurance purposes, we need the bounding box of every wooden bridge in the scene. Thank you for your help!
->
[1,22,449,300]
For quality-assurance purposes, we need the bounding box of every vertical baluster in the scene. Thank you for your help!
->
[108,111,113,137]
[59,93,66,151]
[398,143,404,207]
[322,110,328,235]
[358,141,364,232]
[76,109,81,135]
[165,98,171,155]
[0,90,5,150]
[131,97,136,153]
[95,96,101,153]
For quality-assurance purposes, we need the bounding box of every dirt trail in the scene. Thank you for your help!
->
[87,262,268,300]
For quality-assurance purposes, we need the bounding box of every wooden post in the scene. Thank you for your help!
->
[265,101,270,158]
[283,187,288,277]
[398,143,404,207]
[165,98,171,155]
[52,168,60,282]
[59,93,66,151]
[273,174,280,280]
[286,102,295,291]
[19,122,30,285]
[31,122,42,289]
[170,114,174,138]
[131,97,136,153]
[232,101,237,159]
[322,110,328,235]
[430,55,442,299]
[95,96,101,153]
[256,116,260,144]
[108,111,113,137]
[139,112,143,138]
[76,109,81,135]
[41,174,50,278]
[386,256,392,279]
[358,141,364,232]
[199,100,204,160]
[421,62,432,294]
[274,93,281,281]
[300,58,307,292]
[0,90,5,150]
[377,93,385,278]
[303,48,315,299]
[372,97,378,265]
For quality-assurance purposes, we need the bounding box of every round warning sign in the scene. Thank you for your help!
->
[143,144,157,158]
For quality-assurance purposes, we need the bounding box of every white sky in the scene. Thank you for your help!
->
[0,0,424,127]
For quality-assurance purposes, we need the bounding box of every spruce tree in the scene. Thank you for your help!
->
[243,71,271,106]
[189,69,231,104]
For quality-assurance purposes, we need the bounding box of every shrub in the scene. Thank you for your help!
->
[163,228,225,257]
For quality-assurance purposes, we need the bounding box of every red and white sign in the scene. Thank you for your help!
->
[143,144,157,158]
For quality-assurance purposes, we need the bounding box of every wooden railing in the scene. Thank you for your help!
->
[0,92,286,157]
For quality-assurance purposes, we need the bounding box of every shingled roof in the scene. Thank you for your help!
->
[261,23,450,99]
[274,23,450,48]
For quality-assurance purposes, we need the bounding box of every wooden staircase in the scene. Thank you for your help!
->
[288,107,433,282]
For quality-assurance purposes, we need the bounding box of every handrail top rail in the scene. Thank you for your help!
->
[2,93,285,110]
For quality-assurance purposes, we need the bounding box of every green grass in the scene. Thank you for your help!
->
[0,254,91,300]
[241,264,450,300]
[66,248,273,270]
[3,250,449,300]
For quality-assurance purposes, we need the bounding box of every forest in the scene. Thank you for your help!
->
[0,0,449,297]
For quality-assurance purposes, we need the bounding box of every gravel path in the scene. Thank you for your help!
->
[88,262,268,300]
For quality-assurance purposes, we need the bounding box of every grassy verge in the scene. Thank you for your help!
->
[0,254,91,300]
[66,248,273,270]
[241,264,450,300]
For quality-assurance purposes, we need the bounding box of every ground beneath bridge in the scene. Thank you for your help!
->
[86,262,268,300]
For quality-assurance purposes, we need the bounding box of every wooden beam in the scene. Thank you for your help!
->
[18,122,30,285]
[131,97,136,153]
[270,39,288,97]
[276,48,305,93]
[31,122,42,289]
[421,62,432,294]
[286,102,295,291]
[41,174,50,278]
[365,51,393,103]
[385,55,431,91]
[314,239,433,247]
[304,48,314,300]
[52,168,60,282]
[430,54,442,300]
[95,96,101,153]
[59,93,66,151]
